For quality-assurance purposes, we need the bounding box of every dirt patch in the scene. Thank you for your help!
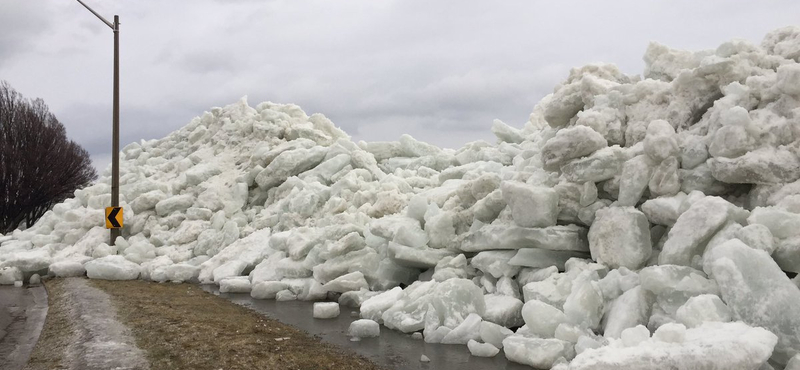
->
[24,279,71,370]
[90,279,385,370]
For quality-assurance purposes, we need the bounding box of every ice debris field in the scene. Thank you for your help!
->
[3,27,800,370]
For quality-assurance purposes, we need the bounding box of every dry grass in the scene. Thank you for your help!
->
[90,279,384,370]
[24,279,72,370]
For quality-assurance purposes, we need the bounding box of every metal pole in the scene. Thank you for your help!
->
[110,15,120,244]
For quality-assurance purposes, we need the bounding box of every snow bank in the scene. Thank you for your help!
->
[3,26,800,369]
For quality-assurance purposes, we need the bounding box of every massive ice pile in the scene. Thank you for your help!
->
[3,27,800,369]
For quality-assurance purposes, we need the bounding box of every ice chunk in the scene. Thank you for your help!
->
[603,286,654,339]
[502,336,575,369]
[521,300,567,338]
[250,252,286,283]
[747,206,800,239]
[467,339,500,357]
[381,281,438,332]
[460,224,589,253]
[212,260,248,284]
[480,320,514,348]
[472,188,507,223]
[432,254,474,282]
[313,302,340,319]
[705,239,800,365]
[360,287,403,323]
[430,279,486,329]
[588,207,651,270]
[680,135,708,169]
[49,258,89,278]
[639,264,715,297]
[618,155,654,206]
[255,146,327,190]
[640,192,686,226]
[251,281,288,300]
[522,275,569,308]
[569,322,777,370]
[0,266,22,285]
[155,194,194,216]
[491,119,524,144]
[733,224,775,254]
[659,196,732,266]
[348,319,380,338]
[648,157,680,197]
[470,251,519,278]
[560,146,627,183]
[563,271,604,330]
[275,289,296,301]
[185,163,221,186]
[388,242,456,269]
[131,190,167,213]
[621,325,651,347]
[164,263,200,283]
[322,271,369,293]
[709,147,800,184]
[508,248,588,271]
[420,354,430,362]
[709,124,757,159]
[774,238,800,273]
[85,256,141,280]
[541,126,607,170]
[219,277,252,293]
[777,64,800,96]
[643,120,678,162]
[441,312,482,344]
[483,294,524,328]
[653,322,686,343]
[575,335,604,355]
[501,181,559,228]
[2,249,51,272]
[675,294,731,328]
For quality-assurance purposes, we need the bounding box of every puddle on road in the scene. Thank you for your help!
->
[0,286,48,370]
[204,286,531,370]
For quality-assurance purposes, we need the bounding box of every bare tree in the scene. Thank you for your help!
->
[0,81,97,233]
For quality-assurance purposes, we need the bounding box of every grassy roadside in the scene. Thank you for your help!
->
[89,279,384,370]
[24,279,72,370]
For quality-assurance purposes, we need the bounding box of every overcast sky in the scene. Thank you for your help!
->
[2,0,799,173]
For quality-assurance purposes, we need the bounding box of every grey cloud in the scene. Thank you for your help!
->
[0,3,54,66]
[3,0,800,173]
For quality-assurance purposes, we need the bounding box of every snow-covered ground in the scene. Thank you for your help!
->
[3,26,800,369]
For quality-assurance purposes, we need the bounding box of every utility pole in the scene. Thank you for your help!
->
[76,0,121,244]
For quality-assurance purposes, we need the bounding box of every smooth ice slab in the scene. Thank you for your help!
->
[568,322,777,370]
[705,239,800,365]
[459,224,588,253]
[85,256,141,280]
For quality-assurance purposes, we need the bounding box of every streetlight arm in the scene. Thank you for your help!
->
[75,0,115,30]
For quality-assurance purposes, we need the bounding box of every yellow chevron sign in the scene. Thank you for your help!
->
[105,207,123,229]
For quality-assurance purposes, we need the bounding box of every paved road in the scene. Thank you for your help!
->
[207,286,532,370]
[0,285,47,370]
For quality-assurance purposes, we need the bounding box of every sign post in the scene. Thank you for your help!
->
[76,0,121,243]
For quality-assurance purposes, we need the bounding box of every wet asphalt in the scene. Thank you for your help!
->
[205,286,532,370]
[0,285,47,370]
